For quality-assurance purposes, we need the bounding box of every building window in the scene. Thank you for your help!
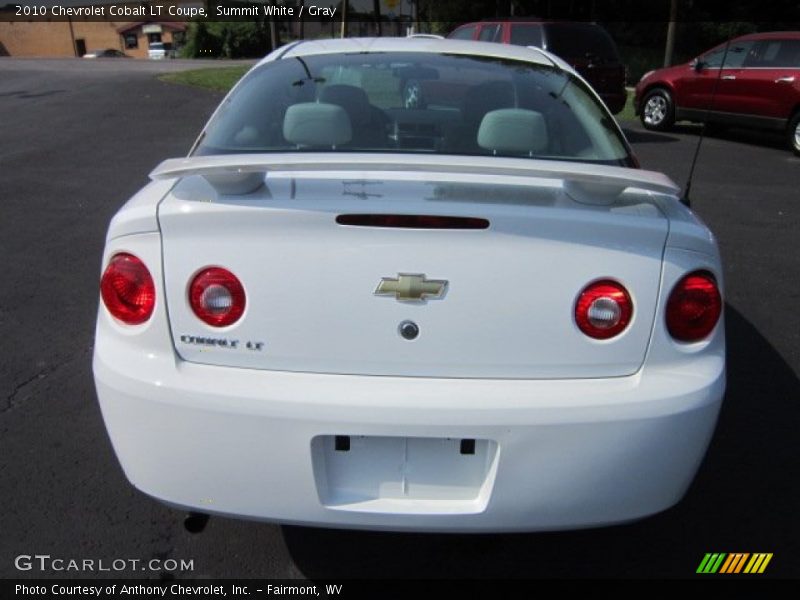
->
[173,31,186,44]
[124,34,138,49]
[147,33,162,44]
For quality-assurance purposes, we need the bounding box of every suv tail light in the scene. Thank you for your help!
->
[189,267,246,327]
[666,271,722,342]
[100,253,155,325]
[575,280,633,339]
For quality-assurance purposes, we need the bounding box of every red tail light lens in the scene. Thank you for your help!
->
[189,267,246,327]
[666,271,722,342]
[100,253,155,325]
[575,280,633,339]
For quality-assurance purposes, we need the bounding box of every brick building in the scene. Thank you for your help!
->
[0,2,191,58]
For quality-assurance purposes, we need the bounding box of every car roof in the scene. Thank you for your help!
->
[459,19,605,25]
[260,36,570,72]
[732,30,800,41]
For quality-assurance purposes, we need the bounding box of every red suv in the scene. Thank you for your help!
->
[635,31,800,155]
[448,20,627,114]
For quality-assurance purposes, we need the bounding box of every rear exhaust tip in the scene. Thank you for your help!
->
[184,512,210,534]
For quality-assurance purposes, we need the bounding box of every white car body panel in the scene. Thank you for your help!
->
[93,37,725,531]
[158,170,669,378]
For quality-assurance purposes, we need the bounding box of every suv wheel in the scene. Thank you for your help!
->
[641,88,675,131]
[789,112,800,156]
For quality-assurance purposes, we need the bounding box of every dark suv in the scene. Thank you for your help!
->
[448,20,627,114]
[635,31,800,155]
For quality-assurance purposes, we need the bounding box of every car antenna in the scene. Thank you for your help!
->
[682,37,733,208]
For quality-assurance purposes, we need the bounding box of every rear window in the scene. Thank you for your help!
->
[196,52,630,166]
[150,43,164,50]
[478,24,502,42]
[449,25,477,40]
[510,24,543,48]
[744,39,800,68]
[773,39,800,67]
[543,23,620,63]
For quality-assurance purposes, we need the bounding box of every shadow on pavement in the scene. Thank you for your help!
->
[621,127,681,144]
[672,122,786,153]
[705,126,787,152]
[282,304,800,578]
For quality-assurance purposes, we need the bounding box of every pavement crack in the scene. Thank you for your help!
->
[2,350,89,415]
[2,370,47,414]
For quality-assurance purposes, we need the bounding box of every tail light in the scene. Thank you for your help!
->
[666,271,721,342]
[100,253,155,325]
[189,267,246,327]
[575,280,633,339]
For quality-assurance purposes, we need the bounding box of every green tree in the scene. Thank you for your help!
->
[182,21,272,59]
[182,21,222,58]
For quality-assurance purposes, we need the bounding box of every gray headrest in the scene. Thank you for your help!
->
[477,108,548,154]
[283,102,352,147]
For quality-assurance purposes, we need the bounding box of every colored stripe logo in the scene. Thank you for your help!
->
[697,553,773,574]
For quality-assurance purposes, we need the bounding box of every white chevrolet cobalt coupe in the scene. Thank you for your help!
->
[93,37,725,532]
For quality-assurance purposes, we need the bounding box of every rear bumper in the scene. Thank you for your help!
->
[94,338,725,532]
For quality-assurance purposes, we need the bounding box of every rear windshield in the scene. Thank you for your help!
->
[745,38,800,68]
[543,24,620,63]
[195,52,630,166]
[449,25,477,40]
[510,24,544,48]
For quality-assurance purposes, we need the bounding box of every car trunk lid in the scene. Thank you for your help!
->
[155,155,673,379]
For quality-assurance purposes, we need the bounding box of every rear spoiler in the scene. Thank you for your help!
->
[150,153,680,199]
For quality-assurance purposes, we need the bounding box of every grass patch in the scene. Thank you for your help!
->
[616,89,637,123]
[159,66,250,92]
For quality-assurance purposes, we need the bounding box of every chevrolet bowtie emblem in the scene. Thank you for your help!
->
[375,274,448,302]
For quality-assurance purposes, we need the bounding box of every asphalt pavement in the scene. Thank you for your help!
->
[1,57,798,580]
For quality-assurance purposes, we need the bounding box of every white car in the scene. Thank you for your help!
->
[148,42,169,60]
[93,37,725,532]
